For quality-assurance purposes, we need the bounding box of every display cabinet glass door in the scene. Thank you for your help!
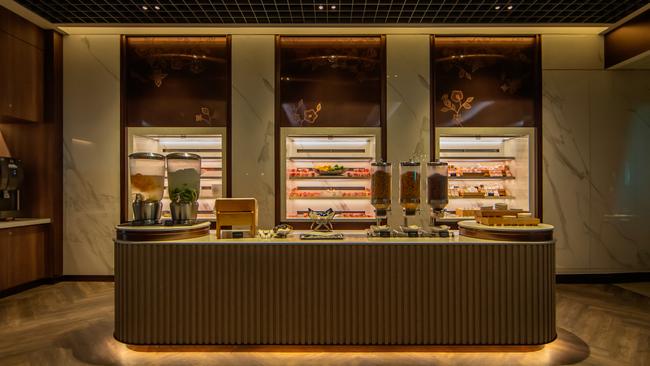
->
[127,127,226,222]
[280,128,380,223]
[435,127,536,217]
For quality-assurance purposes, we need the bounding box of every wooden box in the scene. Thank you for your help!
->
[214,198,258,239]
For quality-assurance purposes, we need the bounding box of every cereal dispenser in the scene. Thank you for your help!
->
[399,160,421,230]
[370,161,392,235]
[427,161,450,236]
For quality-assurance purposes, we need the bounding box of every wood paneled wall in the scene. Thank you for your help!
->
[0,6,63,286]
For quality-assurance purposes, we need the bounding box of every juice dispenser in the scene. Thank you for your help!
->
[167,152,201,224]
[129,152,165,225]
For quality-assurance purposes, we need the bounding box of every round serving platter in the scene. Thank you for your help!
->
[458,220,554,242]
[115,221,211,242]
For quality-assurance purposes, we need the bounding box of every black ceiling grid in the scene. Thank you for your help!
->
[15,1,648,24]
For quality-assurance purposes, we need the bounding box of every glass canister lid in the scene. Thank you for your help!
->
[166,152,201,160]
[400,160,420,166]
[129,152,164,160]
[371,160,391,167]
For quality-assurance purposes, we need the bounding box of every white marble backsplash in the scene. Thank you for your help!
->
[231,35,276,229]
[386,35,432,228]
[63,35,121,275]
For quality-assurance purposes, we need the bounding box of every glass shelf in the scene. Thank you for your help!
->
[450,196,516,199]
[288,157,374,161]
[449,176,515,180]
[441,156,516,162]
[289,196,370,200]
[289,176,371,180]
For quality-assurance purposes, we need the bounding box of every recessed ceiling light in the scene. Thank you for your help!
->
[331,5,337,10]
[141,5,148,10]
[494,5,501,10]
[507,5,513,10]
[318,5,324,10]
[154,5,160,10]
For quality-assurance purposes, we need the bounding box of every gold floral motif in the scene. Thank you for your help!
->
[441,90,474,125]
[195,106,212,124]
[150,69,168,87]
[293,99,322,125]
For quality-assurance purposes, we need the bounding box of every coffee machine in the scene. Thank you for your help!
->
[0,157,24,220]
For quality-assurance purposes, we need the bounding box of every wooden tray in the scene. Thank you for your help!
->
[477,217,540,226]
[459,173,488,178]
[475,209,525,218]
[459,192,486,198]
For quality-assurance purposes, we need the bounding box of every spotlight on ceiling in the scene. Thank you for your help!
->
[507,5,513,10]
[318,5,324,10]
[331,5,337,10]
[154,5,160,10]
[494,5,501,10]
[141,5,148,11]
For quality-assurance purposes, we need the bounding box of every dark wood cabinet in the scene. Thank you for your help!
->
[123,36,230,127]
[0,7,44,124]
[277,36,386,128]
[431,35,540,128]
[0,224,47,291]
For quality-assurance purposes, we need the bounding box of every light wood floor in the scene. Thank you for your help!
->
[0,282,648,365]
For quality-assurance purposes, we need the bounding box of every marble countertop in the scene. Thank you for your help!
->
[116,229,554,246]
[0,218,51,230]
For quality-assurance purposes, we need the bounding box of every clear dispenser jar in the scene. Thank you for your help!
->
[166,153,202,203]
[427,161,449,212]
[128,152,165,202]
[370,161,392,217]
[399,161,421,216]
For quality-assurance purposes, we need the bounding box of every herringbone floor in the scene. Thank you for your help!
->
[0,282,648,365]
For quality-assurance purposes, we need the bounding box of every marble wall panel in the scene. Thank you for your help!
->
[63,35,121,275]
[588,71,650,271]
[385,35,431,228]
[231,35,276,229]
[542,71,592,271]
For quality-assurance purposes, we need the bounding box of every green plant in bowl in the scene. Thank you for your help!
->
[170,186,198,203]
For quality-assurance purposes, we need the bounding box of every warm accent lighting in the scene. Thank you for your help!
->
[495,5,501,10]
[507,5,513,10]
[318,5,324,10]
[331,5,337,10]
[141,5,148,11]
[154,5,160,10]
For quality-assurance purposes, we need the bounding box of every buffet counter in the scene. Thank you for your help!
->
[114,230,556,347]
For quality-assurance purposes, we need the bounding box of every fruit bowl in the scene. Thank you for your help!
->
[314,164,346,176]
[316,169,345,176]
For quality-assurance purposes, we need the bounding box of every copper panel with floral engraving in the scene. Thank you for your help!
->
[279,36,384,128]
[125,36,229,127]
[433,36,538,127]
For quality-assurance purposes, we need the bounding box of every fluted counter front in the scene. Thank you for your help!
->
[114,233,556,346]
